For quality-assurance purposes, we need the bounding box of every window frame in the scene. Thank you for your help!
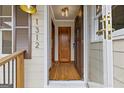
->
[90,6,103,42]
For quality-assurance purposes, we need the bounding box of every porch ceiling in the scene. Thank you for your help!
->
[51,5,80,20]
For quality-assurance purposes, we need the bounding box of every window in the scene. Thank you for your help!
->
[112,6,124,31]
[2,31,12,54]
[15,6,31,59]
[0,5,31,59]
[112,5,124,39]
[0,5,12,54]
[91,5,103,42]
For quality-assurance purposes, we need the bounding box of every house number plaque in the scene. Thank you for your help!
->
[35,18,40,48]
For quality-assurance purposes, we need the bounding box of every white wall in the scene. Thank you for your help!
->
[54,20,75,61]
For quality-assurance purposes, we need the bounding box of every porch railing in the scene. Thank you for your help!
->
[0,50,26,88]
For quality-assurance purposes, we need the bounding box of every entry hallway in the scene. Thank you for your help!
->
[49,63,81,80]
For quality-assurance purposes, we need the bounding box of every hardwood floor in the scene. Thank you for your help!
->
[49,62,81,80]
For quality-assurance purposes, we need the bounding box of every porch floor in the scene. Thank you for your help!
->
[49,63,81,80]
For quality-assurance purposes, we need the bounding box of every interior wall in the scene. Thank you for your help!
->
[48,6,55,69]
[54,20,75,61]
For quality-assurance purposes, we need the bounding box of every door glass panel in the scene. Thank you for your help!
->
[112,5,124,31]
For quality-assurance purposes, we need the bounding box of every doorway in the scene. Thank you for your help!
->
[45,5,114,88]
[49,5,84,81]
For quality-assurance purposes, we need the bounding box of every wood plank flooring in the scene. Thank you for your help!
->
[49,63,81,80]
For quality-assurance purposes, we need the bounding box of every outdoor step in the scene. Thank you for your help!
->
[0,84,13,88]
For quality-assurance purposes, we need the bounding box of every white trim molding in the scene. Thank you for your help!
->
[88,82,104,88]
[48,80,86,88]
[44,5,49,88]
[84,5,89,87]
[50,5,56,20]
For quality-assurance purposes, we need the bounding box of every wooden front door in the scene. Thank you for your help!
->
[58,27,71,63]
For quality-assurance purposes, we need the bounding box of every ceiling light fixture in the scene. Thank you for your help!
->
[61,7,69,17]
[61,8,65,16]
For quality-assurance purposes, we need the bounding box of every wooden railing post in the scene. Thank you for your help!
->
[16,53,24,88]
[0,50,25,88]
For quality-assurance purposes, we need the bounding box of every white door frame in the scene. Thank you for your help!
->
[83,5,89,87]
[44,5,88,88]
[103,5,113,87]
[44,5,49,87]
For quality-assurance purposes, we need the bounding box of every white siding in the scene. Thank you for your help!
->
[88,31,124,88]
[113,40,124,87]
[89,42,104,84]
[24,5,45,88]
